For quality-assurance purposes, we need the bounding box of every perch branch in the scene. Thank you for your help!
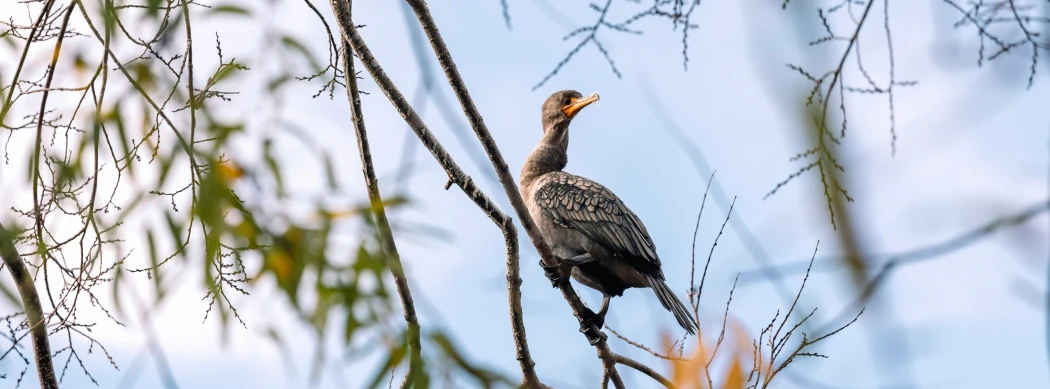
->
[328,1,544,386]
[402,0,644,386]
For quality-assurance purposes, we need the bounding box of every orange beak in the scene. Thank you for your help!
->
[561,93,600,119]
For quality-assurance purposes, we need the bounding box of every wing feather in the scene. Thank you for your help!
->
[535,172,660,268]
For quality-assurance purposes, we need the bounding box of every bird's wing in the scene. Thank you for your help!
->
[535,172,660,268]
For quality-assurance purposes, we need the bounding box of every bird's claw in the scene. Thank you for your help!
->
[584,312,606,330]
[578,307,607,345]
[540,260,561,288]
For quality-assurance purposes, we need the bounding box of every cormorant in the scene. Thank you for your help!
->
[520,90,698,334]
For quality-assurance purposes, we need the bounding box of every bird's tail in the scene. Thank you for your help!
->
[646,274,698,335]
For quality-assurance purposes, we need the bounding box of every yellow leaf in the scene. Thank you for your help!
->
[327,208,361,220]
[73,52,87,78]
[265,249,293,283]
[217,160,245,182]
[234,219,257,243]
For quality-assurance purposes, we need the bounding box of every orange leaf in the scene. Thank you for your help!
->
[723,354,745,389]
[664,331,711,389]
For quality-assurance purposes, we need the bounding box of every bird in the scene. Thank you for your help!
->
[519,89,698,335]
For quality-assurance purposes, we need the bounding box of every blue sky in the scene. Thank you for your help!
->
[2,0,1050,388]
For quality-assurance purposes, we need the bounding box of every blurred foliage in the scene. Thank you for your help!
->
[0,0,510,387]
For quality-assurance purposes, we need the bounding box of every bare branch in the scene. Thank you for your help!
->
[599,343,626,389]
[399,0,655,386]
[339,37,423,388]
[328,1,544,386]
[0,223,58,389]
[613,353,677,389]
[688,171,716,315]
[605,326,687,361]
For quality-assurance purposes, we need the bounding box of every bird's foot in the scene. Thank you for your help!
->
[540,260,562,288]
[578,307,607,345]
[541,254,592,288]
[579,307,607,331]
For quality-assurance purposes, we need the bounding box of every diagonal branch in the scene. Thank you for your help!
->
[0,222,58,389]
[327,1,545,387]
[339,38,422,388]
[401,0,651,386]
[612,353,676,389]
[606,326,687,362]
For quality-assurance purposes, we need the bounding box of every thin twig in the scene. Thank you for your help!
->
[641,82,800,308]
[689,171,716,315]
[606,326,687,361]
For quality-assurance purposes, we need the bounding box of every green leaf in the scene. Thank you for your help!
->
[364,335,408,389]
[322,153,338,190]
[268,74,292,92]
[430,332,513,388]
[211,61,248,85]
[342,284,362,345]
[156,146,176,189]
[112,265,124,315]
[146,229,163,301]
[263,139,284,197]
[280,35,322,75]
[102,1,117,40]
[146,0,162,18]
[164,211,183,254]
[110,104,135,177]
[207,122,244,142]
[207,4,251,17]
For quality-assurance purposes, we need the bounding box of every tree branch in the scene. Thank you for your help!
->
[339,37,422,388]
[400,0,641,386]
[612,353,676,389]
[327,1,544,386]
[606,326,686,362]
[0,222,58,389]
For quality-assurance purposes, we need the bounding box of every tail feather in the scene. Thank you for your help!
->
[646,274,698,335]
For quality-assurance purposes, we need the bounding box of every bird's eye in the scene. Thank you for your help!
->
[563,97,573,106]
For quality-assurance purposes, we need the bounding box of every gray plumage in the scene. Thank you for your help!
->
[520,90,698,334]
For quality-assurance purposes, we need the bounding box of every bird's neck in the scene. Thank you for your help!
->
[521,123,569,190]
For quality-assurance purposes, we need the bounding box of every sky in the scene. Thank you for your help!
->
[2,0,1050,388]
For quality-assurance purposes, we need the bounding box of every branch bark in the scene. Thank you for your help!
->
[339,37,422,388]
[613,353,676,389]
[328,1,544,387]
[0,223,59,389]
[400,0,629,386]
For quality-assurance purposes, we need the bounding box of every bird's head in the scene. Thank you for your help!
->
[541,90,599,132]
